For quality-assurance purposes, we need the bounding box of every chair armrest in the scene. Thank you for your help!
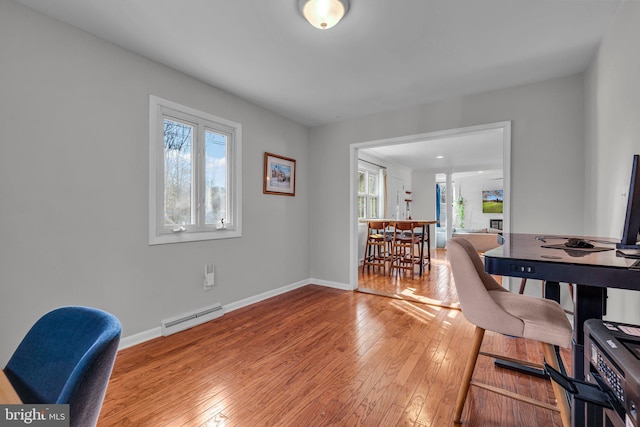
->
[0,370,22,404]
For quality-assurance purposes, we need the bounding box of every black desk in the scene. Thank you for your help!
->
[483,233,640,427]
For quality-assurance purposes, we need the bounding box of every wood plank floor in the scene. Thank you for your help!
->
[358,248,462,309]
[99,251,570,426]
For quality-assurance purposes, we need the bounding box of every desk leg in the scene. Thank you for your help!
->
[572,285,606,427]
[544,282,605,427]
[572,285,606,381]
[544,281,561,304]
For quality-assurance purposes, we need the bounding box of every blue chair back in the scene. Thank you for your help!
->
[4,306,121,427]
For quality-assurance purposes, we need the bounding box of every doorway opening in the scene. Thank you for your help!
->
[349,121,512,297]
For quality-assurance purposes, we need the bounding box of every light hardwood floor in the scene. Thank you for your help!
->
[358,248,462,309]
[99,250,569,426]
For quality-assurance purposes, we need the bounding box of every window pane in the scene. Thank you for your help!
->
[205,130,227,225]
[163,119,192,226]
[358,171,365,193]
[368,174,378,195]
[358,196,366,218]
[151,96,242,244]
[369,196,378,218]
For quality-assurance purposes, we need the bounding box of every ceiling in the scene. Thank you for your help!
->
[360,128,504,173]
[13,0,620,128]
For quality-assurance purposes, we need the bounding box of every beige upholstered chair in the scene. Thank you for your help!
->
[519,278,575,314]
[446,237,572,427]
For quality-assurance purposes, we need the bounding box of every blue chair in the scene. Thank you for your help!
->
[3,306,121,427]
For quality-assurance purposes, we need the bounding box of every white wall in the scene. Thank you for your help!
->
[410,170,436,221]
[410,170,436,247]
[585,0,640,323]
[453,171,503,230]
[0,0,310,364]
[310,74,586,286]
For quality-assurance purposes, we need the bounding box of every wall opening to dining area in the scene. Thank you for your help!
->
[349,121,512,291]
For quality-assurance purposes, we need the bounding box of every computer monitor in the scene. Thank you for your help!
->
[617,154,640,250]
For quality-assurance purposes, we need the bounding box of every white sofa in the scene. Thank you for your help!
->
[451,228,502,252]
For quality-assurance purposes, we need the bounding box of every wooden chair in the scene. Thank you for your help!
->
[447,237,572,427]
[362,221,391,272]
[390,221,422,278]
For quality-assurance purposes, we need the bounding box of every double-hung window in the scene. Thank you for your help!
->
[358,163,383,219]
[149,96,242,244]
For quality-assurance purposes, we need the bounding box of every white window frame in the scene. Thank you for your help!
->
[149,95,242,245]
[357,163,383,219]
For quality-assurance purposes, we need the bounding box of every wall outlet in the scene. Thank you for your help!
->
[204,264,214,290]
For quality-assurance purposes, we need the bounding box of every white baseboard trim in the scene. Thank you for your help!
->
[119,326,162,350]
[118,278,350,351]
[222,279,309,313]
[309,278,354,291]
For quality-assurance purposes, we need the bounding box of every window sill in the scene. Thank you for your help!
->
[149,228,242,245]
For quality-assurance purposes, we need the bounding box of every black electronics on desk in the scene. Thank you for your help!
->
[584,319,640,427]
[618,154,640,251]
[542,319,640,427]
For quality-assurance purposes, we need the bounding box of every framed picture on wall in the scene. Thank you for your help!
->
[482,189,503,213]
[264,152,296,196]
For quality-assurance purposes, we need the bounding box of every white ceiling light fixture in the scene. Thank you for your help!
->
[299,0,349,30]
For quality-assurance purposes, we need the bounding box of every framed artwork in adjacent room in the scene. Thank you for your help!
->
[482,189,503,213]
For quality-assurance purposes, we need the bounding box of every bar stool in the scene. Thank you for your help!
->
[362,221,392,272]
[390,221,422,278]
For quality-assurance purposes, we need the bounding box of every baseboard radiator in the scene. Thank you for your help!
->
[161,303,224,336]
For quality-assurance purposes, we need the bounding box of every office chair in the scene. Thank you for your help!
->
[4,306,121,427]
[519,278,575,314]
[446,237,572,427]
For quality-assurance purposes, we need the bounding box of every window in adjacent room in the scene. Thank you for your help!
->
[149,96,242,244]
[358,162,385,219]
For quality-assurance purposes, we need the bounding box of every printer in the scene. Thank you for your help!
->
[584,319,640,427]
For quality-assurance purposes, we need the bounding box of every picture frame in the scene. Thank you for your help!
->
[482,189,504,213]
[263,152,296,196]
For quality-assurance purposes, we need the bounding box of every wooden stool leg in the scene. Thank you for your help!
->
[363,235,371,271]
[412,243,417,278]
[454,326,485,423]
[542,343,571,427]
[518,278,527,294]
